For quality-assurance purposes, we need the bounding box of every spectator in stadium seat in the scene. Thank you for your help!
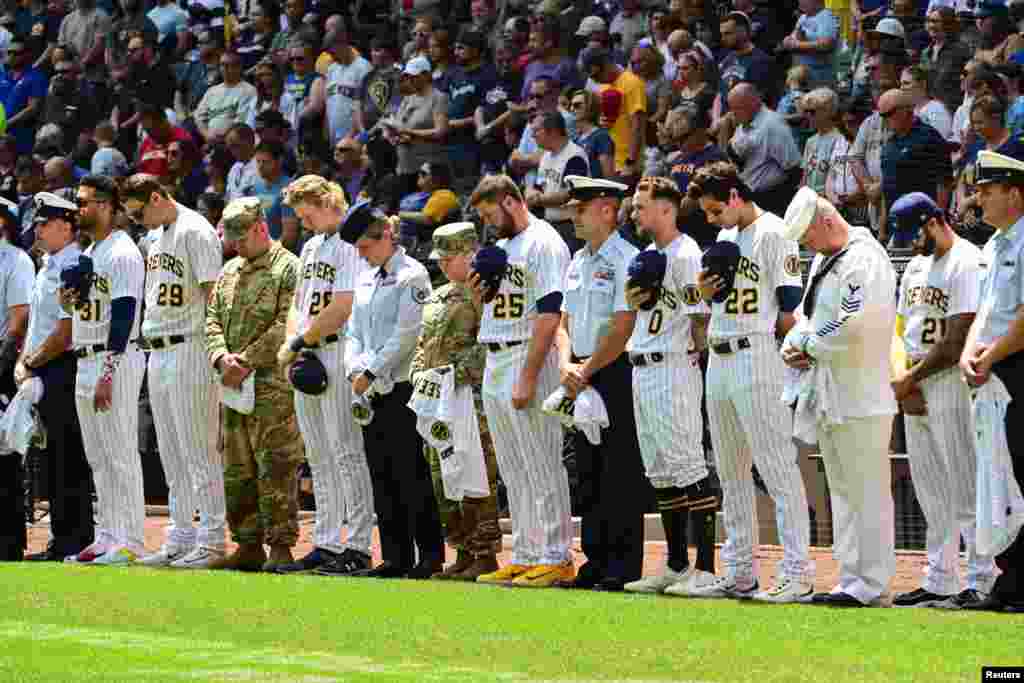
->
[57,0,111,83]
[167,137,208,207]
[673,49,716,124]
[224,123,259,200]
[194,50,259,144]
[203,142,234,196]
[901,64,954,141]
[780,0,838,89]
[397,160,459,255]
[136,99,195,181]
[921,6,972,117]
[322,19,372,146]
[576,16,629,70]
[974,0,1024,65]
[800,87,845,198]
[474,40,524,176]
[527,110,589,249]
[446,27,496,193]
[581,46,646,181]
[247,57,284,127]
[270,0,304,68]
[507,74,561,188]
[610,0,646,54]
[243,139,300,251]
[354,34,402,136]
[570,89,615,180]
[428,27,455,94]
[253,109,298,175]
[878,88,953,246]
[402,14,435,64]
[105,0,158,69]
[521,15,581,104]
[725,81,801,215]
[235,0,278,69]
[849,72,898,236]
[630,40,672,141]
[665,105,726,249]
[3,37,47,154]
[387,55,449,204]
[174,28,224,121]
[332,135,374,203]
[718,10,778,108]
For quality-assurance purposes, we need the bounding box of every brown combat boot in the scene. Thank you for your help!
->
[208,544,267,572]
[262,545,294,572]
[432,549,473,580]
[453,553,499,581]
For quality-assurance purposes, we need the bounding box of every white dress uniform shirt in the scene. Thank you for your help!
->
[562,231,638,358]
[976,215,1024,347]
[25,243,77,356]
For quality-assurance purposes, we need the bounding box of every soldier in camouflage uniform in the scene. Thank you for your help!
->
[411,222,502,581]
[205,198,305,573]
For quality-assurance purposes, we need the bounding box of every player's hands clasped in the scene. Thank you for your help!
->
[58,286,79,313]
[781,345,813,370]
[512,374,537,410]
[219,353,252,389]
[960,343,992,388]
[351,372,371,396]
[560,362,587,398]
[899,388,928,416]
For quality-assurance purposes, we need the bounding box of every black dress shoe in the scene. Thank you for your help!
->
[407,561,443,580]
[25,549,62,561]
[963,595,1005,612]
[553,573,601,589]
[351,562,409,578]
[825,592,867,607]
[1004,602,1024,613]
[592,577,626,592]
[810,592,834,605]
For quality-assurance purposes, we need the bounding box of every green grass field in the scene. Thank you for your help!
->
[0,565,1020,683]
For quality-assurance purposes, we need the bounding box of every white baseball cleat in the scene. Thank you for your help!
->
[752,578,815,604]
[169,546,226,569]
[139,546,192,567]
[664,568,715,597]
[624,567,689,594]
[688,574,759,599]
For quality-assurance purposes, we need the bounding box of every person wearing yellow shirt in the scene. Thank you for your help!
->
[580,46,646,180]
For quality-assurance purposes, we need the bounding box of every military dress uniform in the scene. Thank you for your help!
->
[344,204,443,578]
[410,222,502,580]
[205,199,304,570]
[970,151,1024,610]
[559,178,650,590]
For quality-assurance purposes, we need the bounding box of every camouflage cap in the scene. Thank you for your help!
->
[221,197,264,241]
[430,222,479,259]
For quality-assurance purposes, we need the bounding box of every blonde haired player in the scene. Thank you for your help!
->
[275,175,377,576]
[122,174,228,569]
[889,192,995,608]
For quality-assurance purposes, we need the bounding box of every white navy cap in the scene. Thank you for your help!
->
[975,149,1024,186]
[782,186,821,243]
[564,175,629,206]
[33,192,77,224]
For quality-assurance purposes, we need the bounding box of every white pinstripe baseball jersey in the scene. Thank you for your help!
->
[708,212,802,340]
[898,237,982,361]
[73,230,144,346]
[478,214,570,344]
[142,203,223,338]
[295,232,367,334]
[627,233,708,354]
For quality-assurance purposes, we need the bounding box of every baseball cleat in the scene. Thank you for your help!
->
[139,545,192,567]
[91,547,139,566]
[510,561,575,588]
[938,588,988,610]
[752,578,815,604]
[629,566,691,595]
[664,568,715,597]
[476,564,532,584]
[169,546,226,569]
[688,574,759,599]
[64,542,108,564]
[893,587,954,608]
[314,549,373,576]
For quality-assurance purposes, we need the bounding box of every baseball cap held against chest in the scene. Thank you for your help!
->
[430,222,479,259]
[221,197,264,241]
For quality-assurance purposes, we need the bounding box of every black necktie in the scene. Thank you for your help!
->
[377,266,387,280]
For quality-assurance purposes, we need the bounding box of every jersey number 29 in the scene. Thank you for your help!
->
[156,283,184,307]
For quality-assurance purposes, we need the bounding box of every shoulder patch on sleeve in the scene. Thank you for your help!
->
[784,254,800,277]
[683,284,701,306]
[412,284,430,304]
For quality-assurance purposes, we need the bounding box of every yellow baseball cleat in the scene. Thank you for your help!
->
[476,564,532,584]
[510,561,575,588]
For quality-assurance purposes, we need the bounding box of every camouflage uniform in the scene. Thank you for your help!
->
[206,200,304,548]
[410,225,501,558]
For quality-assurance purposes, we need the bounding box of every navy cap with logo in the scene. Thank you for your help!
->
[339,198,389,244]
[890,192,943,244]
[470,246,508,303]
[627,250,667,311]
[564,175,628,206]
[33,191,77,225]
[700,241,742,304]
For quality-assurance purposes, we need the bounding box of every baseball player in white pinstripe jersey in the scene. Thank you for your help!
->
[468,175,575,588]
[64,175,147,566]
[275,176,377,576]
[889,192,995,608]
[619,176,719,597]
[688,161,814,603]
[121,175,228,570]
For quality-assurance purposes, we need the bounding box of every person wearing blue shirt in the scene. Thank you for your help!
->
[570,89,615,179]
[2,37,47,153]
[241,140,299,253]
[446,28,498,193]
[781,0,838,89]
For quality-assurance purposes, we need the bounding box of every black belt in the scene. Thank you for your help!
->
[74,343,109,358]
[629,352,664,367]
[711,337,751,355]
[486,340,524,352]
[308,334,340,349]
[570,354,590,364]
[138,334,187,351]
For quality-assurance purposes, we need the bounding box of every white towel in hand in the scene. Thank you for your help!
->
[0,378,45,456]
[542,386,609,445]
[971,376,1024,557]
